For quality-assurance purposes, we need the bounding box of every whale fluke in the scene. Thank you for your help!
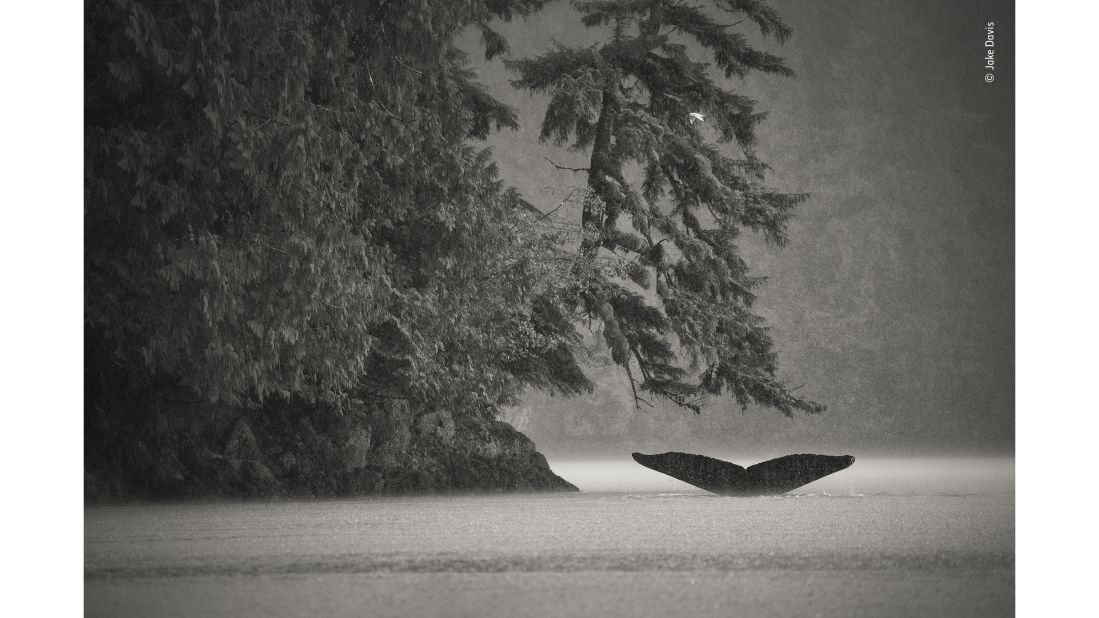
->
[631,452,855,496]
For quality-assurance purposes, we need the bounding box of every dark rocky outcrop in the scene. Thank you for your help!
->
[84,396,576,502]
[632,452,855,496]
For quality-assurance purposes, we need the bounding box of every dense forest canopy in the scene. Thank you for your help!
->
[85,0,589,412]
[85,0,818,420]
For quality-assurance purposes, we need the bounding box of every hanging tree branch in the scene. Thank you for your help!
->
[544,156,590,173]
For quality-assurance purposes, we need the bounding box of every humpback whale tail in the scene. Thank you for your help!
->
[632,451,855,496]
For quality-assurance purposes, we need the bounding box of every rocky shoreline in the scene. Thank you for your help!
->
[84,398,576,502]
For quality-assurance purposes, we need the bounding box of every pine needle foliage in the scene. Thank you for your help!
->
[85,0,591,412]
[506,0,824,415]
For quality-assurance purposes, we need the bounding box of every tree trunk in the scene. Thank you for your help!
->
[582,86,622,260]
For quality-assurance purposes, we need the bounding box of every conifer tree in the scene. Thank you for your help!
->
[507,0,824,414]
[84,0,589,412]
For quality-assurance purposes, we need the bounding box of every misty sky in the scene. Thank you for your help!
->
[466,0,1014,456]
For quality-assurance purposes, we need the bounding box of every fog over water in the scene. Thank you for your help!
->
[85,457,1013,617]
[548,455,1013,494]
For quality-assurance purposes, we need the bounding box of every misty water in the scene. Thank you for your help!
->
[85,457,1013,617]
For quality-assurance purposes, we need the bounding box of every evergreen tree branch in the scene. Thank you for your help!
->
[544,156,591,173]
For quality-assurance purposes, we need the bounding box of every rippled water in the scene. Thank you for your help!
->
[85,457,1013,617]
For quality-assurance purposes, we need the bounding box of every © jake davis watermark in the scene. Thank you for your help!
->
[984,21,997,83]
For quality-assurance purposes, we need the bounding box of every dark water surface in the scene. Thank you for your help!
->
[85,457,1013,617]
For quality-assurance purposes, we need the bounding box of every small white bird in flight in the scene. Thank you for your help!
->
[688,112,705,124]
